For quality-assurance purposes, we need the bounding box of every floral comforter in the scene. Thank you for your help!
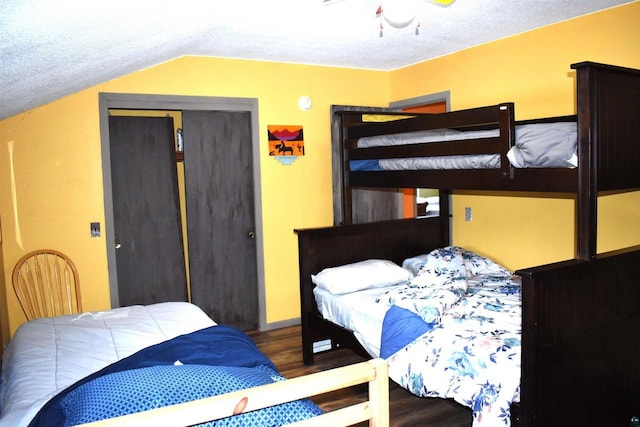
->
[377,247,521,426]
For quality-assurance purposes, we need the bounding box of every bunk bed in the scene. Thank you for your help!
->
[333,61,640,260]
[0,302,389,427]
[297,61,640,426]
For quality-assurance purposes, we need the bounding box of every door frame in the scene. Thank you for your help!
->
[390,91,452,243]
[388,90,450,111]
[98,93,267,330]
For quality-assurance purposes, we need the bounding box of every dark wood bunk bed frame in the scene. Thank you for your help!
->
[296,62,640,426]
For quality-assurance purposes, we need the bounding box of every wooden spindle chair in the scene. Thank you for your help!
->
[12,249,82,320]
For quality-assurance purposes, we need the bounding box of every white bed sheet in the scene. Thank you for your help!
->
[0,302,216,427]
[313,285,397,358]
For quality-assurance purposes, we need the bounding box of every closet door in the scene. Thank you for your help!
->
[183,110,258,330]
[109,116,188,306]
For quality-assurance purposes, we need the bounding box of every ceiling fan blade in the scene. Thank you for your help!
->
[425,0,456,6]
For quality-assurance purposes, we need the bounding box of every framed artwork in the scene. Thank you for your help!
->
[268,125,304,165]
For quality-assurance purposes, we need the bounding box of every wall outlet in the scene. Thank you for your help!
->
[464,207,472,221]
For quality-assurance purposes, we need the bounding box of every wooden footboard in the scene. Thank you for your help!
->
[78,358,389,427]
[517,245,640,426]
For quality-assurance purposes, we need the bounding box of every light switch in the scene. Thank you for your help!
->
[90,222,101,238]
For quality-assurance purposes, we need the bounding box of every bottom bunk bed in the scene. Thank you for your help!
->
[0,302,389,427]
[296,217,640,426]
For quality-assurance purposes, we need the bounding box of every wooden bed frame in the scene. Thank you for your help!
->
[333,61,640,260]
[79,358,389,427]
[296,219,640,426]
[297,61,640,426]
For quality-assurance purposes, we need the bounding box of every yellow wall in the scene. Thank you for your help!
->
[390,2,640,269]
[1,2,639,338]
[0,59,389,336]
[0,216,7,354]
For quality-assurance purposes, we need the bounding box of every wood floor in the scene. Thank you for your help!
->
[248,325,472,427]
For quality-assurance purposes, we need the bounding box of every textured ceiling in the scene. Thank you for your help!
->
[0,0,634,120]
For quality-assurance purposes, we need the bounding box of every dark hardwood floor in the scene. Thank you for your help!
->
[248,325,472,427]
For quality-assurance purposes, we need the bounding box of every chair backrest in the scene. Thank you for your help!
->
[12,249,82,320]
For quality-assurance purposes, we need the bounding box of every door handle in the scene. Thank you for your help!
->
[247,231,255,239]
[115,242,122,249]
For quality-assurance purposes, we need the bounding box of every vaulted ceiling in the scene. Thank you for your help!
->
[0,0,634,120]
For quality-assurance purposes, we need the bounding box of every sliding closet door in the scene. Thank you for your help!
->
[183,110,258,330]
[108,116,188,306]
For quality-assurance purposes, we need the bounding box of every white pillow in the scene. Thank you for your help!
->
[312,259,411,295]
[508,122,577,168]
[401,254,429,277]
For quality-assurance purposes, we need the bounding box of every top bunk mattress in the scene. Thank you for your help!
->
[350,121,577,171]
[0,302,216,427]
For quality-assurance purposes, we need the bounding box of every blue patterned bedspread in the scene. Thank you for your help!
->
[29,325,322,427]
[378,247,521,426]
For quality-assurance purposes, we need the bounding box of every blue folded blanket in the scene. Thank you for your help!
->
[29,325,322,427]
[380,305,435,359]
[349,159,382,171]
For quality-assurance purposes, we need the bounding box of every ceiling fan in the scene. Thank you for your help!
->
[323,0,457,36]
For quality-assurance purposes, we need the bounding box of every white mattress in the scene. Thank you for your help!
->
[357,128,499,148]
[0,302,216,427]
[357,122,578,169]
[313,286,398,358]
[380,154,501,170]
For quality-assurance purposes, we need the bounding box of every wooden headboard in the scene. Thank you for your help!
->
[295,216,449,363]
